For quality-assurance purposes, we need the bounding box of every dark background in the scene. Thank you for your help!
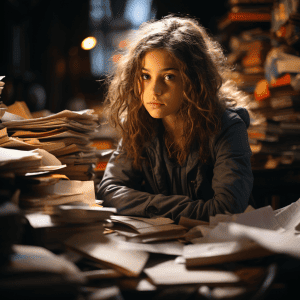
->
[0,0,228,113]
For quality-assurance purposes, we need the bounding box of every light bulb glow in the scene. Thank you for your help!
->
[81,37,97,50]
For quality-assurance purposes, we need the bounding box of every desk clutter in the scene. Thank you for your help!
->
[2,1,300,297]
[3,196,300,299]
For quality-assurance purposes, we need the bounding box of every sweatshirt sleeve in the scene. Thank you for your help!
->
[97,118,253,223]
[96,143,159,217]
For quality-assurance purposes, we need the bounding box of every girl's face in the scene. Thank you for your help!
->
[140,49,184,123]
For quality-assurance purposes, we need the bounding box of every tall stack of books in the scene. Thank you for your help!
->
[219,0,300,170]
[246,0,300,169]
[226,27,271,94]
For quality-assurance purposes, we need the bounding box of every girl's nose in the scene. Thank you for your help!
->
[153,79,163,95]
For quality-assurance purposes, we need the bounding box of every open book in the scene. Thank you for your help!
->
[107,215,187,243]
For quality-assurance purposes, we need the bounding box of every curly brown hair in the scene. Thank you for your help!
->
[103,14,250,169]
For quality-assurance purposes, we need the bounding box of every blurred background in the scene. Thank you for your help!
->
[0,0,227,114]
[2,0,300,208]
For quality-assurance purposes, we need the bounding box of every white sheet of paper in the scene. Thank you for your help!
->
[275,198,300,231]
[0,147,40,163]
[143,259,240,285]
[25,213,55,228]
[207,222,300,259]
[234,205,281,230]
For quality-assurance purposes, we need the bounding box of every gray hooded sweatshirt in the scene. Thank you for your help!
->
[97,107,253,223]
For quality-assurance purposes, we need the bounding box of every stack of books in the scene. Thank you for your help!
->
[245,0,300,169]
[219,1,300,170]
[271,0,300,47]
[218,0,273,32]
[227,27,271,93]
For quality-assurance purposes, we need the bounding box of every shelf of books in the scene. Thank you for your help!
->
[218,0,300,171]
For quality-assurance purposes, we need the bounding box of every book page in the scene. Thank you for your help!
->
[130,216,174,226]
[110,215,153,230]
[110,215,174,230]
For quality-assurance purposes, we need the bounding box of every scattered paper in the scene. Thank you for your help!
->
[64,232,149,277]
[144,259,240,285]
[117,240,184,256]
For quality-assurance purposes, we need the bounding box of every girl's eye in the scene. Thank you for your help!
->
[141,73,150,80]
[165,74,175,81]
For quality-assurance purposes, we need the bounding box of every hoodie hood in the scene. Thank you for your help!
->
[226,106,251,128]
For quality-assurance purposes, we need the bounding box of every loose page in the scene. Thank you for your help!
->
[2,109,97,127]
[275,198,300,231]
[183,240,272,267]
[6,244,85,283]
[117,240,184,256]
[143,258,240,285]
[36,180,96,206]
[64,232,149,277]
[217,222,300,259]
[234,206,281,230]
[0,147,41,164]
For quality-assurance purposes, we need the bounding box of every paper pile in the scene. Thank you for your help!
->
[107,215,187,243]
[0,146,97,212]
[62,200,300,287]
[24,203,115,250]
[0,147,66,176]
[0,101,100,181]
[183,202,300,267]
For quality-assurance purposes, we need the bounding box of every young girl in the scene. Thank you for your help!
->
[97,15,254,222]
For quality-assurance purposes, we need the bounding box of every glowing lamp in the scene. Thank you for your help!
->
[81,37,97,50]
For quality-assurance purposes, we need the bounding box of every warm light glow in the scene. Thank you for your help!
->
[113,54,122,63]
[81,37,97,50]
[119,40,128,48]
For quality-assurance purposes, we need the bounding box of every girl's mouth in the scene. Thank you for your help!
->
[149,103,164,108]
